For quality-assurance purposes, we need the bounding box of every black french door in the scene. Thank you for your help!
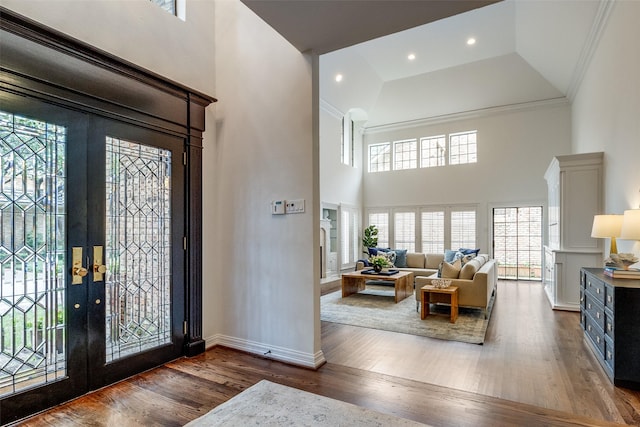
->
[0,93,185,424]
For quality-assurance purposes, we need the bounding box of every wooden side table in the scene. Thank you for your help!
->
[420,285,459,323]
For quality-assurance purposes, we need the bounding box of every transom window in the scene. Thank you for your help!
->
[420,135,446,168]
[367,130,477,173]
[449,131,477,165]
[341,115,354,166]
[393,139,417,170]
[368,143,391,172]
[151,0,176,15]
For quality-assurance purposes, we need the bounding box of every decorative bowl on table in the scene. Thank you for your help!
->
[432,279,451,289]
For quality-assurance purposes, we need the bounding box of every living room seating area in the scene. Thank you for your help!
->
[355,248,497,318]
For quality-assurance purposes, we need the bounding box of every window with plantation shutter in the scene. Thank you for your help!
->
[393,211,416,252]
[421,210,445,253]
[368,212,389,248]
[451,210,476,249]
[340,206,360,267]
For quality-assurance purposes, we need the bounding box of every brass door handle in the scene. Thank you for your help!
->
[93,246,107,281]
[73,266,89,276]
[72,247,88,285]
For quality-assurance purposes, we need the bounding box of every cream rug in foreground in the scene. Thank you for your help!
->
[185,380,429,426]
[321,285,495,344]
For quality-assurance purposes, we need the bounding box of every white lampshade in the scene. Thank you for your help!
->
[620,209,640,240]
[591,214,623,238]
[592,214,624,254]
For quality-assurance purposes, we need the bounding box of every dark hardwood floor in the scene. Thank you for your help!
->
[15,281,640,426]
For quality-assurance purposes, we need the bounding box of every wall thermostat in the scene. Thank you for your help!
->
[271,200,285,215]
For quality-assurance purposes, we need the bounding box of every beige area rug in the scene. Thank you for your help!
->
[321,285,495,344]
[185,379,429,426]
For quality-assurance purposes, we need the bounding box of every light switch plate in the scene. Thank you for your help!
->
[286,199,305,214]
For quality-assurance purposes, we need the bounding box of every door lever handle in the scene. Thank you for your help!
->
[71,247,88,284]
[93,246,107,282]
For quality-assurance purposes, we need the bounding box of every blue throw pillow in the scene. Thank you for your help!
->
[367,247,378,256]
[392,249,408,268]
[358,258,371,267]
[444,249,457,263]
[459,248,480,256]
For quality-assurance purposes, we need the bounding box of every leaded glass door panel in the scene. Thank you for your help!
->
[0,94,90,422]
[0,95,185,423]
[86,119,185,389]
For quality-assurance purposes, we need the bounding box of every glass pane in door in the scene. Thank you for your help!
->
[0,111,66,396]
[104,137,172,362]
[493,206,543,280]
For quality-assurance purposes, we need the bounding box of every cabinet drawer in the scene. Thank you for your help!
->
[585,275,605,304]
[604,284,614,310]
[604,306,614,338]
[604,334,615,375]
[584,293,605,331]
[585,315,605,357]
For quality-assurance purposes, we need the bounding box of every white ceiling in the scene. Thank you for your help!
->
[243,0,606,129]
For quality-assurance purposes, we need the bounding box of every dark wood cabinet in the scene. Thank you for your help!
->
[581,268,640,389]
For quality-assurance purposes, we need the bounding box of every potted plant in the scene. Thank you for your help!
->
[369,254,391,273]
[362,225,378,254]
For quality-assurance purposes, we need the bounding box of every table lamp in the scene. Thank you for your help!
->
[591,214,623,254]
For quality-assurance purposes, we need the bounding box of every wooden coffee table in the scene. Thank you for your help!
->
[341,270,414,303]
[420,285,459,323]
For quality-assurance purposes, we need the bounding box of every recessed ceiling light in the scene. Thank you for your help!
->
[335,74,343,82]
[467,37,476,46]
[408,53,416,61]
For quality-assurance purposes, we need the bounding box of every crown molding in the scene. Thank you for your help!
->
[319,99,344,119]
[566,0,615,102]
[364,97,570,135]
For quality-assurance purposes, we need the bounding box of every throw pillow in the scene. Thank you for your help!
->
[382,250,396,267]
[441,258,461,279]
[367,247,378,256]
[444,249,457,263]
[459,248,480,257]
[461,254,476,264]
[459,259,479,280]
[392,249,408,268]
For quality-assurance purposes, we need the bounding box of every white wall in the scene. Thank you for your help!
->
[572,0,640,257]
[209,0,321,366]
[363,101,572,252]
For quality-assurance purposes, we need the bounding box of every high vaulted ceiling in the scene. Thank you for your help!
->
[243,0,608,129]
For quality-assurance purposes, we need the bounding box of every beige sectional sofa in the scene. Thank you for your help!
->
[356,251,497,318]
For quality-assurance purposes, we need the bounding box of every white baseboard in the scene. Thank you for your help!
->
[205,334,326,369]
